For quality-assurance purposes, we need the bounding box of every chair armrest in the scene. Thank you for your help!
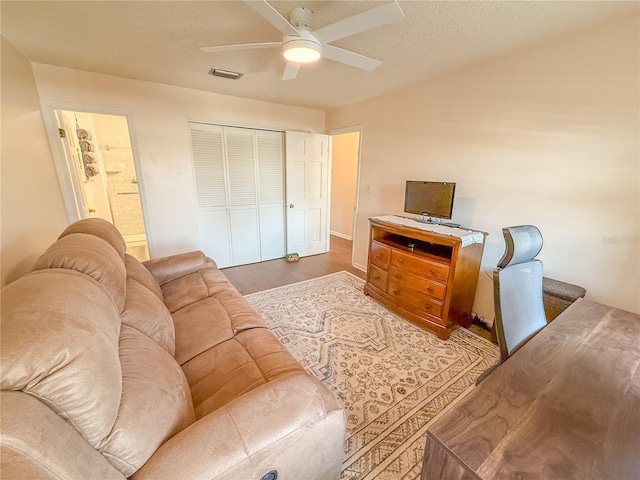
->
[131,373,345,480]
[143,251,217,285]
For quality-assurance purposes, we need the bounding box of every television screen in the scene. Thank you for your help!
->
[404,181,456,219]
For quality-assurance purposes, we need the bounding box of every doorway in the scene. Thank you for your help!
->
[54,110,149,261]
[329,128,361,269]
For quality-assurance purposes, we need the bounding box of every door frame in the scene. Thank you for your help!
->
[328,125,363,271]
[40,100,153,253]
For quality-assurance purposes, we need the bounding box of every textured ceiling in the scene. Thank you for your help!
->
[2,1,637,110]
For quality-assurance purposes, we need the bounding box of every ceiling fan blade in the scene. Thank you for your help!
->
[321,44,381,71]
[200,42,280,53]
[244,0,300,36]
[282,62,300,80]
[312,1,404,44]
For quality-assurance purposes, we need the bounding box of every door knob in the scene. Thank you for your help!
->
[289,204,294,208]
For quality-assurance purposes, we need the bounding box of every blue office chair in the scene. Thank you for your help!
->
[476,225,547,385]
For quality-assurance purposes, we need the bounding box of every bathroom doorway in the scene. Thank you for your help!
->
[54,110,149,261]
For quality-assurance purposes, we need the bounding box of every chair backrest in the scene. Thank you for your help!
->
[494,225,547,361]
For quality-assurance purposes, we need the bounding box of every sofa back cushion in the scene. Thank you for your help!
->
[32,233,127,312]
[0,269,122,446]
[125,254,164,301]
[122,278,175,356]
[59,217,127,261]
[98,325,194,476]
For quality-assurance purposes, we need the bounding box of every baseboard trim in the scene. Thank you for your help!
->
[353,262,367,273]
[330,230,352,241]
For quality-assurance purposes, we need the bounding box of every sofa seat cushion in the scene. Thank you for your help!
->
[161,267,236,313]
[98,325,195,477]
[121,279,175,356]
[181,328,305,420]
[166,268,267,365]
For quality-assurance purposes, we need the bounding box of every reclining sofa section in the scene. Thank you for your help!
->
[1,218,346,480]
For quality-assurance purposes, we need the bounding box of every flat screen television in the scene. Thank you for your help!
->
[404,181,456,220]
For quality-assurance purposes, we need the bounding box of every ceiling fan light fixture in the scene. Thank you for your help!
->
[282,32,322,63]
[283,45,321,63]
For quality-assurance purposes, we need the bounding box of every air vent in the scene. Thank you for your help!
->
[209,68,243,80]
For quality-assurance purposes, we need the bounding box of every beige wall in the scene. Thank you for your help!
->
[1,37,68,287]
[326,15,640,319]
[30,64,325,258]
[330,132,359,239]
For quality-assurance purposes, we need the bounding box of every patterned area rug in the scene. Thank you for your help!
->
[245,271,498,480]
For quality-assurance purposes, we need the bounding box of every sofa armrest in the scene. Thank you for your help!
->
[143,251,217,285]
[132,373,345,480]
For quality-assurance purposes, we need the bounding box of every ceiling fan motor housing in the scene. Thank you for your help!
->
[289,7,314,29]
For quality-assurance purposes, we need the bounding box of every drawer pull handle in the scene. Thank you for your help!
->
[398,258,404,263]
[425,304,432,310]
[395,274,402,279]
[392,289,400,295]
[376,254,381,258]
[429,269,436,274]
[427,287,434,293]
[373,275,379,280]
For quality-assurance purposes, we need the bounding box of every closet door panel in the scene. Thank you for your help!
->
[224,127,261,265]
[259,205,285,260]
[229,207,261,265]
[199,210,232,268]
[225,127,257,207]
[257,131,285,260]
[190,124,232,265]
[191,126,227,209]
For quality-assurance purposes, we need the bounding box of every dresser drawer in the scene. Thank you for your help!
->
[388,266,446,300]
[368,264,388,292]
[390,251,449,283]
[370,241,391,269]
[388,279,444,320]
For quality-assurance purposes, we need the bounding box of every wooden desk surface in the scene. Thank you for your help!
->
[421,298,640,480]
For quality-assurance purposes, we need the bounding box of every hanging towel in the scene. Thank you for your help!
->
[79,140,94,152]
[84,164,100,177]
[82,153,97,166]
[76,128,92,141]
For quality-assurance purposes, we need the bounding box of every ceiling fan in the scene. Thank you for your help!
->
[200,0,405,80]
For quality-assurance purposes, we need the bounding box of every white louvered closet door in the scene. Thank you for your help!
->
[256,131,285,260]
[224,127,261,265]
[190,123,285,267]
[191,124,233,267]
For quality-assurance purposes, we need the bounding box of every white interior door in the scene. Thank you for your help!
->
[285,131,329,257]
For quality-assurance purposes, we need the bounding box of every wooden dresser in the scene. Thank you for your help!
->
[364,217,486,340]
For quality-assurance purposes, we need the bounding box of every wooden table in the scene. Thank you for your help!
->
[421,298,640,480]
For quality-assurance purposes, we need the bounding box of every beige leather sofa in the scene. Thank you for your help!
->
[1,218,345,480]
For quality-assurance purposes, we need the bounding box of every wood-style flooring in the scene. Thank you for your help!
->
[223,235,493,342]
[222,235,365,295]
